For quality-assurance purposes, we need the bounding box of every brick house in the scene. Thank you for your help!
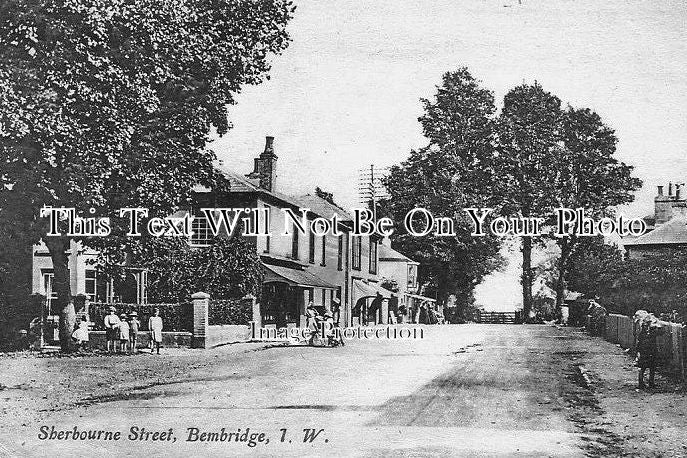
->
[31,136,387,336]
[623,183,687,258]
[193,136,387,327]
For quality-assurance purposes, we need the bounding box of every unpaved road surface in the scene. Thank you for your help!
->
[0,325,685,457]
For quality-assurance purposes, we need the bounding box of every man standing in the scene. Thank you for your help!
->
[637,317,662,389]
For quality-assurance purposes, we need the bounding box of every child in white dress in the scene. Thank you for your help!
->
[72,316,90,351]
[118,314,130,354]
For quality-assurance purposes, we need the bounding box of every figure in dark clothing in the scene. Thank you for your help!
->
[636,320,661,389]
[418,301,429,324]
[369,293,383,324]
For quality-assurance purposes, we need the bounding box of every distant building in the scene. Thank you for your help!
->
[377,237,435,322]
[624,183,687,258]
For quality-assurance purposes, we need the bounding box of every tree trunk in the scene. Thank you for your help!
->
[45,236,75,352]
[521,236,533,322]
[555,238,571,313]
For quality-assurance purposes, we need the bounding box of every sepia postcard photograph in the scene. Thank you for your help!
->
[1,0,686,456]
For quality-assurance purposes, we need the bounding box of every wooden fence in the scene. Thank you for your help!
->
[597,313,686,381]
[477,311,517,324]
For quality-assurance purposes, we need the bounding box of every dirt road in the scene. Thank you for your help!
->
[1,325,685,457]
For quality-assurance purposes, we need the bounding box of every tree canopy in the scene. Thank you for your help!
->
[0,0,294,349]
[381,69,504,313]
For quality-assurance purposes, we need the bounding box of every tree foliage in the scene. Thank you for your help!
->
[495,83,564,319]
[0,0,294,349]
[548,108,641,310]
[494,84,640,319]
[565,240,687,321]
[381,69,504,310]
[383,70,640,320]
[108,237,264,303]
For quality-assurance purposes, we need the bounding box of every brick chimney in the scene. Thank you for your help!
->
[655,183,674,224]
[672,184,687,218]
[246,136,278,192]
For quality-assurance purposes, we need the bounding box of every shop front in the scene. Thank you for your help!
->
[261,264,337,328]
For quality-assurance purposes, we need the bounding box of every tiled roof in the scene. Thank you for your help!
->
[624,216,687,246]
[215,167,304,210]
[297,194,353,221]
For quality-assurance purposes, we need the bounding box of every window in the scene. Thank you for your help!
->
[264,205,271,253]
[337,235,343,271]
[308,229,315,264]
[291,223,299,259]
[408,265,418,288]
[368,237,378,274]
[85,269,97,302]
[42,271,57,316]
[190,215,212,246]
[321,289,326,307]
[321,235,326,266]
[352,236,361,271]
[95,273,113,303]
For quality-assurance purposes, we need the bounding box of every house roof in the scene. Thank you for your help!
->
[213,168,352,224]
[623,216,687,247]
[215,167,305,210]
[378,244,418,263]
[297,194,353,221]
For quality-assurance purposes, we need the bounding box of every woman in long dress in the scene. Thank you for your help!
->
[148,308,163,354]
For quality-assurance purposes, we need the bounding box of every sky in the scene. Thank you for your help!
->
[210,0,687,310]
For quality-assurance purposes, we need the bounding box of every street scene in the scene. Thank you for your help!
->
[2,0,687,456]
[1,325,686,457]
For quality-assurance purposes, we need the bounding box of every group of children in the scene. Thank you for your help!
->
[72,306,164,354]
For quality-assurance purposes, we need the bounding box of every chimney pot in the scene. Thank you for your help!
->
[246,136,278,192]
[263,136,275,155]
[669,182,673,196]
[658,185,664,196]
[676,184,682,201]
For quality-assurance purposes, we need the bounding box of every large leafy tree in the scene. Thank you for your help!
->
[550,107,641,310]
[495,83,564,320]
[381,69,504,313]
[0,0,294,350]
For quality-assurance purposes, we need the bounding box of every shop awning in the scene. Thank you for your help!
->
[405,293,436,303]
[353,279,394,299]
[263,264,337,289]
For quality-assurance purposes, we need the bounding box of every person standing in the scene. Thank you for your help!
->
[118,313,130,354]
[72,316,90,351]
[129,311,141,352]
[637,318,662,389]
[305,302,319,345]
[331,297,341,327]
[104,306,121,353]
[148,308,163,354]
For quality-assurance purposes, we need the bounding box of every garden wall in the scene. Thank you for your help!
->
[205,325,251,348]
[88,331,192,349]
